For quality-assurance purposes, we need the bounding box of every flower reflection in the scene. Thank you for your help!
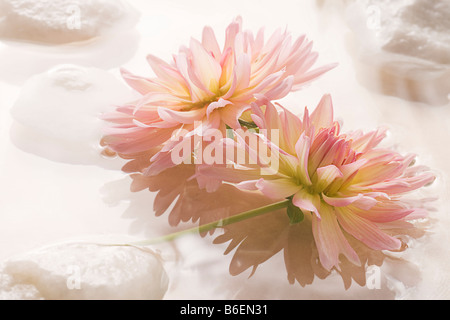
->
[118,154,429,288]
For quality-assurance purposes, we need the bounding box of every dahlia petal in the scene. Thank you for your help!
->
[403,208,428,220]
[141,120,180,129]
[346,195,379,210]
[370,172,435,194]
[145,150,178,176]
[358,148,398,166]
[114,105,167,125]
[202,109,223,131]
[194,172,223,193]
[234,53,252,92]
[294,50,318,75]
[174,52,207,101]
[336,207,402,251]
[206,98,232,118]
[146,55,188,94]
[106,128,175,154]
[158,135,185,153]
[235,180,259,191]
[233,31,246,57]
[101,109,135,125]
[310,94,334,132]
[405,171,436,190]
[308,131,338,174]
[308,127,330,155]
[295,133,312,186]
[224,16,242,50]
[274,151,302,178]
[146,54,176,78]
[353,162,406,186]
[197,164,261,184]
[250,70,285,96]
[351,127,388,153]
[252,27,265,56]
[262,27,283,55]
[312,205,360,271]
[283,35,307,69]
[120,68,163,95]
[262,75,294,101]
[221,70,237,100]
[188,110,222,138]
[157,107,205,124]
[295,48,319,75]
[318,138,346,169]
[134,92,191,112]
[185,55,217,96]
[256,178,302,200]
[322,193,377,210]
[327,159,368,194]
[293,63,338,88]
[352,203,414,223]
[219,104,249,130]
[276,34,293,69]
[250,30,282,79]
[316,165,343,192]
[202,26,221,60]
[275,103,302,155]
[251,52,283,88]
[368,180,411,194]
[218,46,234,86]
[363,191,391,201]
[322,193,362,207]
[285,40,314,79]
[340,159,368,179]
[233,131,269,168]
[292,188,320,219]
[132,119,153,128]
[250,113,264,130]
[258,100,281,132]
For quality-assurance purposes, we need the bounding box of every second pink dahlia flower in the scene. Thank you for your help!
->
[199,95,436,271]
[101,17,336,175]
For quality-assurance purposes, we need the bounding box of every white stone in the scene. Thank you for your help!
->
[0,241,169,300]
[344,0,450,105]
[0,0,139,44]
[9,64,135,166]
[0,272,44,300]
[363,0,450,64]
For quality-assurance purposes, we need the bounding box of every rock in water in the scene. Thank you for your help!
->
[372,0,450,65]
[0,241,169,300]
[345,0,450,105]
[0,272,44,300]
[10,64,135,166]
[0,0,139,44]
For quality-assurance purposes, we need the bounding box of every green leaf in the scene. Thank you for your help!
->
[238,119,258,129]
[287,202,304,225]
[225,125,234,139]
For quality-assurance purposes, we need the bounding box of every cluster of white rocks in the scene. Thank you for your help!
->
[0,0,170,301]
[0,241,169,300]
[0,0,139,44]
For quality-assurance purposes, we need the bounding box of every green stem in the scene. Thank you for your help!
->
[128,199,290,246]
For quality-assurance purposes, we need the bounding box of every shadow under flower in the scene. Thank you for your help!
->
[106,150,430,290]
[214,206,427,289]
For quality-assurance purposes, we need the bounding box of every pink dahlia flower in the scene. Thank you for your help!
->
[199,94,435,271]
[101,17,336,175]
